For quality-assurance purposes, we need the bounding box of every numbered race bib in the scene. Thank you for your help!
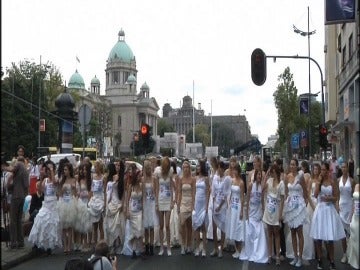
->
[355,201,360,216]
[267,195,277,214]
[132,198,142,212]
[289,195,300,209]
[146,190,155,201]
[253,191,261,204]
[92,181,103,193]
[45,184,55,197]
[231,196,240,210]
[63,194,71,203]
[160,184,171,198]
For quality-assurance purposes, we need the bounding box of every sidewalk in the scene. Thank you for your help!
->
[1,237,34,270]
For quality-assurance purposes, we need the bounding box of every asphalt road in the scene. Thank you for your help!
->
[9,240,355,270]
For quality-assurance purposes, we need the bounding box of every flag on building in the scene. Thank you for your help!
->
[76,56,80,63]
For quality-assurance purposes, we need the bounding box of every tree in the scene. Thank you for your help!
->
[186,124,210,147]
[1,60,63,158]
[157,118,174,137]
[273,67,299,160]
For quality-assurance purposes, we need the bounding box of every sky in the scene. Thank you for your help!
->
[2,0,325,144]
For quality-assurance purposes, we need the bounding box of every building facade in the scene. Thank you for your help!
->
[104,29,159,155]
[324,13,359,172]
[163,96,252,151]
[67,29,160,157]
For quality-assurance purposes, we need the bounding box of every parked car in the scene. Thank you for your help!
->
[37,153,81,168]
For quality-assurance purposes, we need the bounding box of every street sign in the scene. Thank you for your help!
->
[300,130,308,147]
[79,104,91,126]
[291,133,300,149]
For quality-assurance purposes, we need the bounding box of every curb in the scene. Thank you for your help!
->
[2,250,34,270]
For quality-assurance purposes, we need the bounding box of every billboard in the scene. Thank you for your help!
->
[325,0,356,25]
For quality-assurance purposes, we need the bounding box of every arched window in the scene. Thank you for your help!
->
[117,115,122,128]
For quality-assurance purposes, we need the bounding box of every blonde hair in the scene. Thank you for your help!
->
[161,156,171,178]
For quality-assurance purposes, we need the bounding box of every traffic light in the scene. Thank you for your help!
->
[140,123,150,147]
[251,48,267,86]
[319,124,328,149]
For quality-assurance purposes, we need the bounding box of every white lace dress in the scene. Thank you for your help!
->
[240,182,268,263]
[29,179,62,250]
[310,185,346,240]
[339,176,353,233]
[192,177,208,230]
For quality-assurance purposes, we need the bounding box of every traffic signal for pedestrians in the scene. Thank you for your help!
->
[319,124,328,149]
[251,48,267,86]
[140,123,150,147]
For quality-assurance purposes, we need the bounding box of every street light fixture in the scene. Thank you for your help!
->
[293,6,316,159]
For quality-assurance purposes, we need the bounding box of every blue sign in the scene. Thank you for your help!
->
[300,98,309,115]
[300,130,308,147]
[291,133,300,149]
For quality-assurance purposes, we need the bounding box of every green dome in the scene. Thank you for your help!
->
[141,82,149,89]
[91,75,100,85]
[68,70,85,89]
[108,29,135,63]
[126,74,137,84]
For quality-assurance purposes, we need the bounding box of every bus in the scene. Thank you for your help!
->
[46,146,98,164]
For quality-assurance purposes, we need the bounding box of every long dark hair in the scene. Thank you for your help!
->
[117,160,125,200]
[78,163,92,191]
[319,161,330,191]
[199,159,208,177]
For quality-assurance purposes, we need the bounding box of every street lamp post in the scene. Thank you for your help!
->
[293,6,316,159]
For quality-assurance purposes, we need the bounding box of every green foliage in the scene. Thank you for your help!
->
[1,60,63,158]
[273,67,323,159]
[157,118,174,137]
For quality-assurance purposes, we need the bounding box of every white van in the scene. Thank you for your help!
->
[37,153,81,168]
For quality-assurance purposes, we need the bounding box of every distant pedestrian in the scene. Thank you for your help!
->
[6,156,29,249]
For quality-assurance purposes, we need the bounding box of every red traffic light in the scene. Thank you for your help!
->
[320,126,327,135]
[140,124,149,136]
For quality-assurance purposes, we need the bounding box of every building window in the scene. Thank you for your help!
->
[348,34,353,59]
[123,72,129,84]
[342,46,346,68]
[113,71,119,84]
[117,115,122,128]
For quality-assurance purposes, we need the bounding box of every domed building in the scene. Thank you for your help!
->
[67,69,112,156]
[65,29,159,157]
[103,29,159,156]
